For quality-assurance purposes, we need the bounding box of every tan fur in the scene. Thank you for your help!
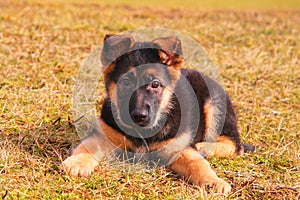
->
[170,148,231,194]
[148,132,191,152]
[62,153,99,177]
[154,66,181,120]
[171,56,184,71]
[63,121,233,194]
[101,119,191,154]
[195,136,242,158]
[153,132,193,165]
[98,119,134,150]
[158,87,173,111]
[63,120,193,176]
[203,100,219,142]
[62,131,115,177]
[108,82,116,100]
[167,57,183,83]
[142,67,158,76]
[103,63,116,79]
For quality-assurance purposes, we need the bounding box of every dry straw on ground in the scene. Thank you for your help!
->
[0,0,299,199]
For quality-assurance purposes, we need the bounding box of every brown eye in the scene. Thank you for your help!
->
[151,80,160,88]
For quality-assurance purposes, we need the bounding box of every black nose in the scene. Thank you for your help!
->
[130,109,149,126]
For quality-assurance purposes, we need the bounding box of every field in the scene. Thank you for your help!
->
[0,0,299,199]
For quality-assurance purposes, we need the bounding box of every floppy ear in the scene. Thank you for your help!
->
[152,36,183,67]
[101,34,135,66]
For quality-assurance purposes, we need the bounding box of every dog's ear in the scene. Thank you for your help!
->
[101,34,134,66]
[152,36,183,67]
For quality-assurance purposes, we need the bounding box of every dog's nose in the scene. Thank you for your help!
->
[130,109,149,126]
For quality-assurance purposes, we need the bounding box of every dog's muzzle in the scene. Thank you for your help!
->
[130,109,150,127]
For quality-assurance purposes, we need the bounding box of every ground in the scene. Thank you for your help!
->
[0,0,299,199]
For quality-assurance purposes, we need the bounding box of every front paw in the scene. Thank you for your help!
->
[194,142,215,157]
[213,178,232,195]
[62,153,98,177]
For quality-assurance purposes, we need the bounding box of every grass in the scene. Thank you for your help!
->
[0,0,299,199]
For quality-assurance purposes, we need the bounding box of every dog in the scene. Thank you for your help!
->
[62,34,255,194]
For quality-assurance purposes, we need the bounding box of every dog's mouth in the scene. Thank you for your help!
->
[133,118,151,127]
[114,104,168,139]
[118,107,160,128]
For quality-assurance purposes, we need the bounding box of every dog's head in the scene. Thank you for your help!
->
[101,34,183,129]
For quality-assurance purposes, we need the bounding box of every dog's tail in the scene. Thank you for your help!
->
[242,143,256,153]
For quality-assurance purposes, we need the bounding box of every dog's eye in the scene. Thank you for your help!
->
[121,78,131,87]
[151,80,160,88]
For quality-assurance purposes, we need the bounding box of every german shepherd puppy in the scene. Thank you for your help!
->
[63,34,255,194]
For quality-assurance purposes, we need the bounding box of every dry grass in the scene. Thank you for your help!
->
[0,0,299,199]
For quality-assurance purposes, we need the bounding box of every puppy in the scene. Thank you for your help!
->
[63,34,255,194]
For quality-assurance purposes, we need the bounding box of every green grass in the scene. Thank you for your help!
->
[0,0,299,199]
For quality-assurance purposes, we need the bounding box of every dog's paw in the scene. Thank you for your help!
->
[213,178,232,195]
[62,154,98,177]
[194,142,214,157]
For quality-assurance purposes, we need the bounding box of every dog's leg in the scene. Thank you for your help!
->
[170,148,231,194]
[194,135,243,158]
[62,132,115,177]
[199,95,254,157]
